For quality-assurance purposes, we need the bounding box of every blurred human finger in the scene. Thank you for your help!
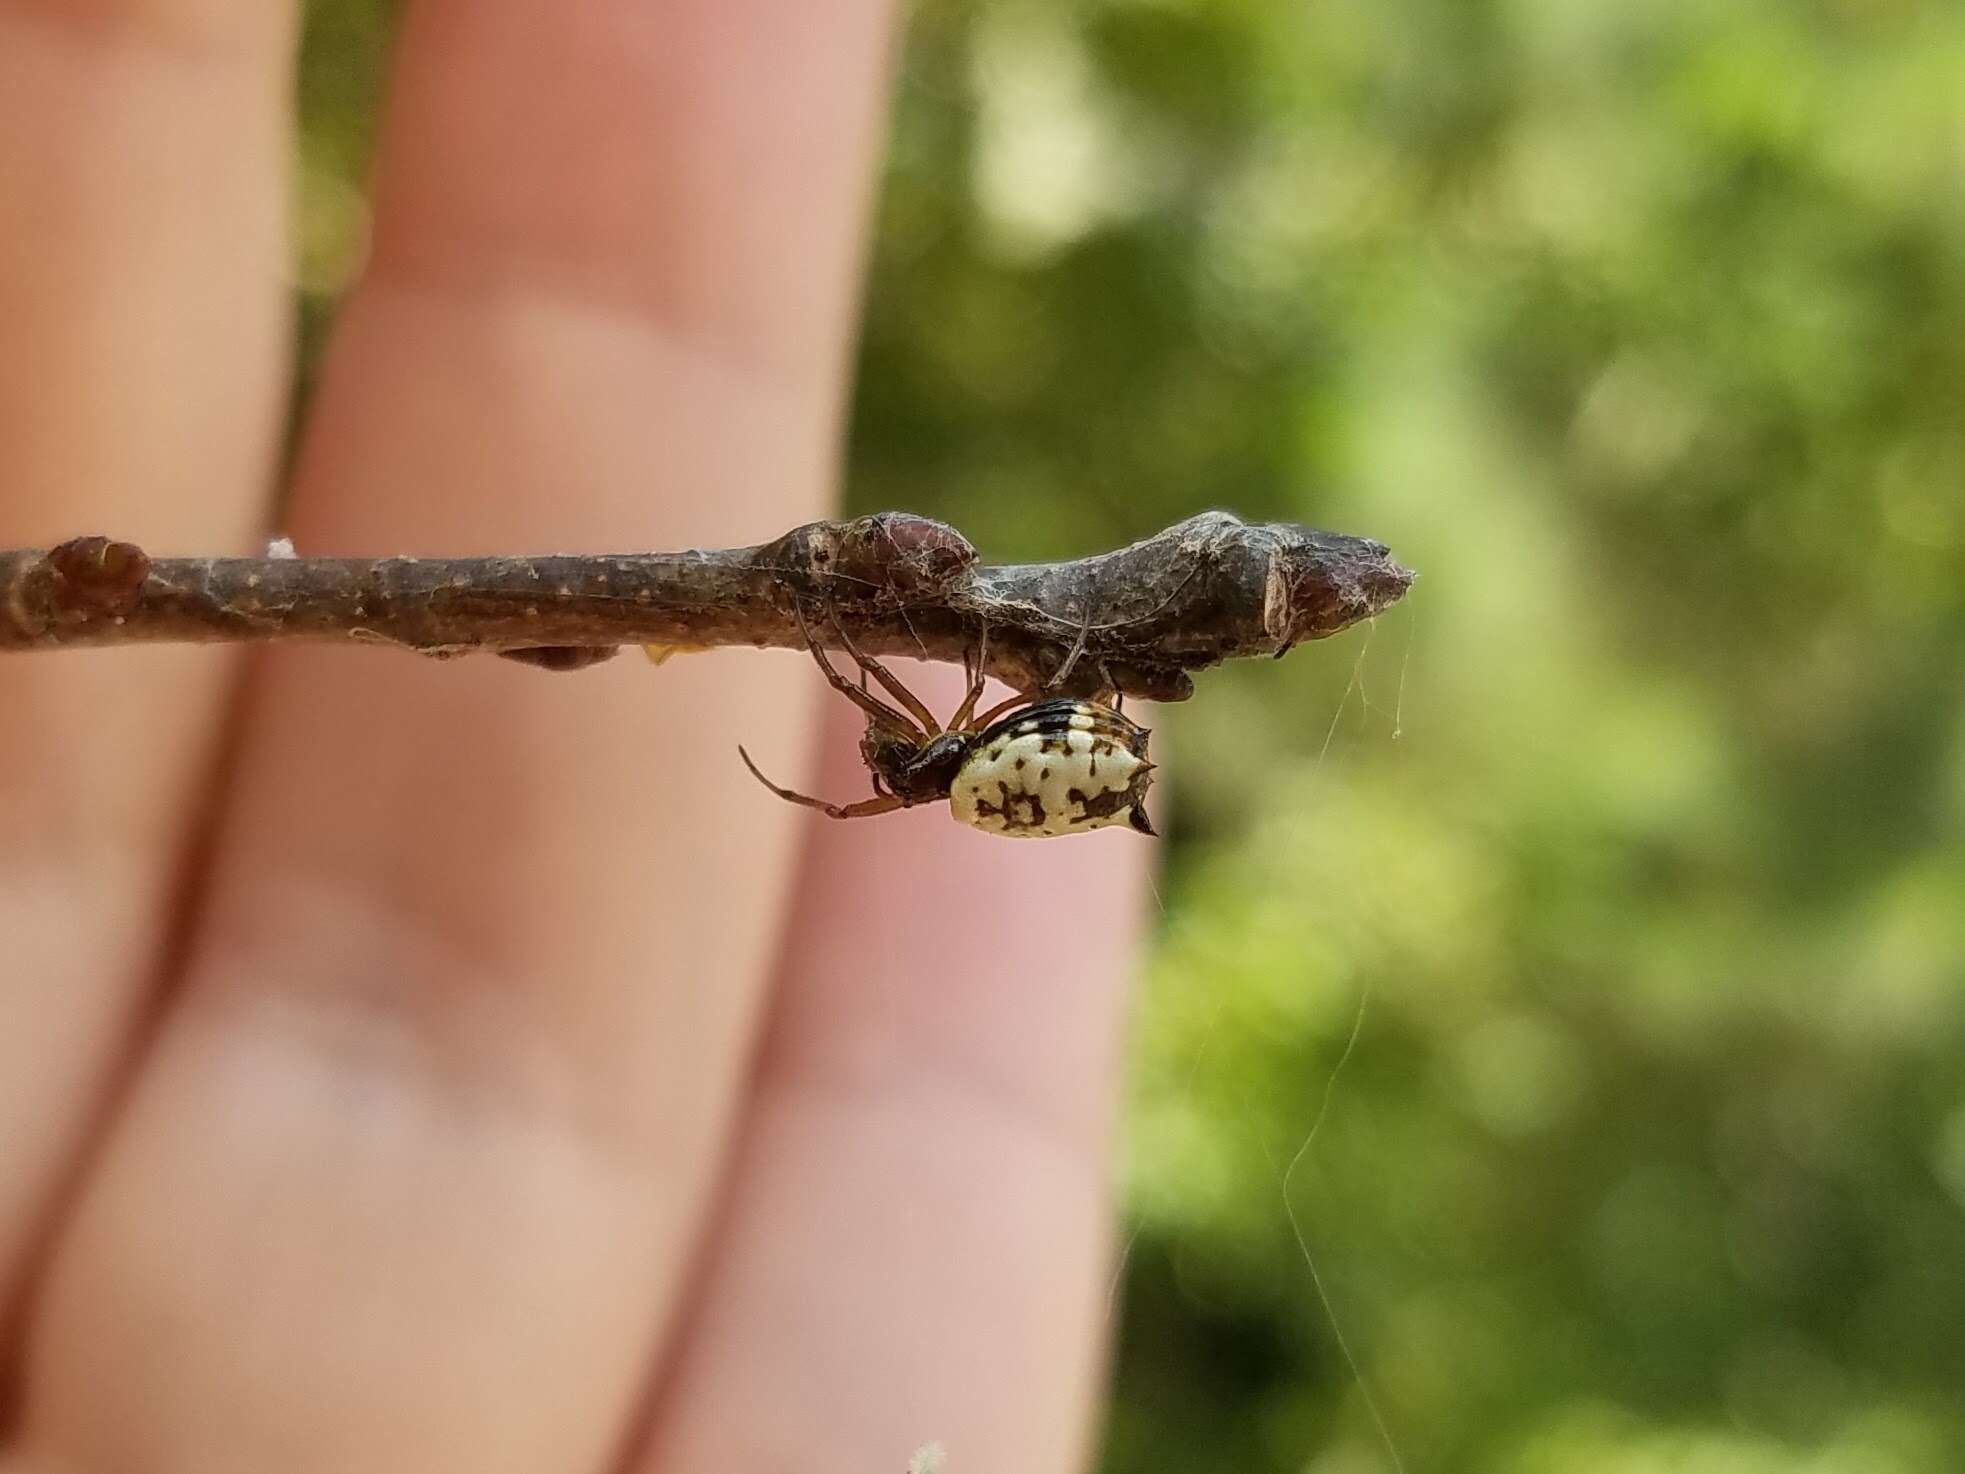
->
[9,2,898,1470]
[0,0,297,1316]
[637,666,1154,1474]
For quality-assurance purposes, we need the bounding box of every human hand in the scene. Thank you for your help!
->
[0,3,1150,1470]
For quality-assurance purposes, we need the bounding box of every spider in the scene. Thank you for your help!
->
[739,607,1157,838]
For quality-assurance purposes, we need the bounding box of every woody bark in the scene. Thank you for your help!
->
[0,511,1413,702]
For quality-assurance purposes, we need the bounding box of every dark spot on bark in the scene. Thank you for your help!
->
[500,645,620,671]
[836,511,978,595]
[47,536,151,614]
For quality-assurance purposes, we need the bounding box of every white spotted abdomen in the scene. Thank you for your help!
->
[948,700,1154,838]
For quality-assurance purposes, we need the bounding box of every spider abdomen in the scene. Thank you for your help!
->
[948,699,1156,838]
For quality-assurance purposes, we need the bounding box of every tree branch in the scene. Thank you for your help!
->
[0,511,1413,702]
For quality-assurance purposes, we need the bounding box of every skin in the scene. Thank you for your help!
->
[0,3,1151,1472]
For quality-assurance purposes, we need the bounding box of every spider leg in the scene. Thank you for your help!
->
[828,607,943,735]
[791,603,925,739]
[947,623,991,732]
[1091,650,1121,710]
[970,689,1036,729]
[738,747,906,821]
[1046,592,1099,691]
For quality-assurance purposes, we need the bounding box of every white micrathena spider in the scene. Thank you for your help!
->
[740,608,1157,838]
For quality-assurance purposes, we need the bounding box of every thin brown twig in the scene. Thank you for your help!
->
[0,510,1414,702]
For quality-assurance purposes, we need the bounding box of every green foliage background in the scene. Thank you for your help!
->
[299,3,1965,1470]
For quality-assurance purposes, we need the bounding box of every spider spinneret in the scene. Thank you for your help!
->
[738,609,1157,838]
